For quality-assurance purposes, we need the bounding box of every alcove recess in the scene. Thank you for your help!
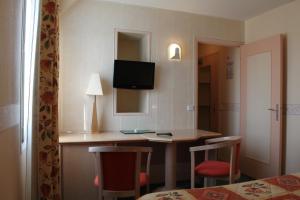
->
[114,30,151,115]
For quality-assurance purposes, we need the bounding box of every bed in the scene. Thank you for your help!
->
[139,173,300,200]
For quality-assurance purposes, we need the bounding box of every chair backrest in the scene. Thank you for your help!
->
[205,136,241,145]
[205,136,242,174]
[190,136,242,188]
[89,146,152,199]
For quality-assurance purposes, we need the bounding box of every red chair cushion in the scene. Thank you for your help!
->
[195,160,230,177]
[139,172,149,187]
[94,172,149,188]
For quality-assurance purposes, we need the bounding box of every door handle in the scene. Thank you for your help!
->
[268,104,279,121]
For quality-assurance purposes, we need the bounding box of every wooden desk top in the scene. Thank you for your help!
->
[59,130,221,145]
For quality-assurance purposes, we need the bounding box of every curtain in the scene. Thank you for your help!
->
[38,0,60,199]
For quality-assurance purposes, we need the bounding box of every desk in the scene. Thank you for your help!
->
[59,129,221,192]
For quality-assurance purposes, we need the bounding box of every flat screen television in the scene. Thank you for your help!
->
[113,60,155,89]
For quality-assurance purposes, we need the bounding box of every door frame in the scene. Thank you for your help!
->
[193,37,243,129]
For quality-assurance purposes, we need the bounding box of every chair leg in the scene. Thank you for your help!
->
[98,191,103,200]
[190,151,195,189]
[147,183,150,193]
[98,195,102,200]
[204,177,208,187]
[191,173,195,189]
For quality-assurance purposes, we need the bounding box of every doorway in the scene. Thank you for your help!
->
[197,42,240,135]
[196,35,284,179]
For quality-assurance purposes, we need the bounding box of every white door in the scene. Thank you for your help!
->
[240,35,283,178]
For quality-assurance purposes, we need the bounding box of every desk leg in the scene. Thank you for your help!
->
[59,144,64,199]
[165,143,177,190]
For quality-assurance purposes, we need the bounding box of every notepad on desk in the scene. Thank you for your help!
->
[141,133,173,143]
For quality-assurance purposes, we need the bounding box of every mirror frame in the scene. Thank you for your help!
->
[113,28,152,116]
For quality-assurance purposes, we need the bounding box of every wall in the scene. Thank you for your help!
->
[0,0,23,199]
[218,47,241,137]
[59,0,244,133]
[245,0,300,174]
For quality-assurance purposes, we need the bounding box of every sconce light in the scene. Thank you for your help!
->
[168,43,181,61]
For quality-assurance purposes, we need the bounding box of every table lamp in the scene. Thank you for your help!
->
[86,73,103,132]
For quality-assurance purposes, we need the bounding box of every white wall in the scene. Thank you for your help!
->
[59,0,244,133]
[218,47,240,137]
[0,0,23,199]
[245,0,300,173]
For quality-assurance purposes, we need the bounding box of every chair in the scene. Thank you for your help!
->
[89,146,152,200]
[190,136,241,188]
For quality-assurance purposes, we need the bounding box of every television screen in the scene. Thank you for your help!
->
[113,60,155,89]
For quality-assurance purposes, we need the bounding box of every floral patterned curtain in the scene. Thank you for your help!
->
[38,0,60,199]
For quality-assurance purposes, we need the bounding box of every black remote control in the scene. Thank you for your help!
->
[156,132,173,136]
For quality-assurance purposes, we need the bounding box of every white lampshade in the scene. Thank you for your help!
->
[86,73,103,96]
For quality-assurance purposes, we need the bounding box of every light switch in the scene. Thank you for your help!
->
[152,105,158,109]
[186,105,195,111]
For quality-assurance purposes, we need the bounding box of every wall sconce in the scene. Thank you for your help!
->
[168,43,181,61]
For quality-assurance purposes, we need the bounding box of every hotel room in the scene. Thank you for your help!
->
[1,0,300,199]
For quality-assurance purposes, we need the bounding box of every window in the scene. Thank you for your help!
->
[21,0,40,150]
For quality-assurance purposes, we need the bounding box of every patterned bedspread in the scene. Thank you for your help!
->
[139,173,300,200]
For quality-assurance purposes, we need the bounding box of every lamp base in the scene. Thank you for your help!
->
[91,96,98,133]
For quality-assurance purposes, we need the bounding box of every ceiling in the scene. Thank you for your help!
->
[101,0,294,21]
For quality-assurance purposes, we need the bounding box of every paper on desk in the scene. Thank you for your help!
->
[141,134,173,143]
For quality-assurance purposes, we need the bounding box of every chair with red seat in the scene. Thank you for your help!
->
[190,136,241,188]
[89,146,152,199]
